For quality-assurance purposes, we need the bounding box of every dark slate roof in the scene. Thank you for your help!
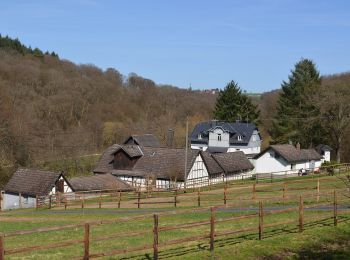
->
[69,174,133,192]
[211,152,254,173]
[4,168,71,197]
[93,144,142,173]
[190,121,259,145]
[123,134,161,147]
[95,144,199,181]
[315,144,332,153]
[255,145,323,163]
[200,151,254,175]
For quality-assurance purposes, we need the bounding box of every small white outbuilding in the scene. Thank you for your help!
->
[253,144,323,175]
[1,168,73,210]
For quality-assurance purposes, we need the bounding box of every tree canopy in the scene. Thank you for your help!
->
[270,59,324,147]
[214,81,260,124]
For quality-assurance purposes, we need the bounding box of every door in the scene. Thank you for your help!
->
[56,180,64,193]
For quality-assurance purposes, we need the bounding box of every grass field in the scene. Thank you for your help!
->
[0,174,349,259]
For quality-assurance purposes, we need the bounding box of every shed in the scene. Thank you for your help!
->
[2,168,73,210]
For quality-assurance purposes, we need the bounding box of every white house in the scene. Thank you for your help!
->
[190,121,262,157]
[2,168,73,210]
[253,144,323,175]
[93,143,254,189]
[315,144,332,162]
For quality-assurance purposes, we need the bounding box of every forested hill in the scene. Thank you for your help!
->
[0,35,216,184]
[1,35,350,186]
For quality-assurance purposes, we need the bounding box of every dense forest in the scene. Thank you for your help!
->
[0,35,217,184]
[1,35,350,186]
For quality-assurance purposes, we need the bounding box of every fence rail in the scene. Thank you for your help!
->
[35,173,349,211]
[0,190,349,260]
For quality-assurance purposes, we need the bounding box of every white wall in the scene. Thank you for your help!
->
[254,150,290,174]
[254,149,323,174]
[324,151,331,162]
[3,193,36,210]
[208,128,229,148]
[191,144,208,151]
[227,146,260,154]
[49,176,73,195]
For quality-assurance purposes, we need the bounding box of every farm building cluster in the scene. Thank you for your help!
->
[0,121,331,210]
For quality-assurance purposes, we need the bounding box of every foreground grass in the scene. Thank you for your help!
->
[1,207,349,259]
[1,173,349,259]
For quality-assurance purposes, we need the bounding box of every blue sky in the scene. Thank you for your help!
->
[1,0,350,92]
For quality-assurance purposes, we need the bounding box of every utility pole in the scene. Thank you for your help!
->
[184,116,189,190]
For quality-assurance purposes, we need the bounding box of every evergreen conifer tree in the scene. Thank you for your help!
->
[214,80,260,123]
[270,59,323,147]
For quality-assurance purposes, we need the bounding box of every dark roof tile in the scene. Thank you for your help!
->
[69,174,133,192]
[4,168,68,196]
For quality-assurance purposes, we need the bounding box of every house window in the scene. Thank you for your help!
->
[198,134,202,139]
[217,134,221,141]
[238,135,242,141]
[291,164,296,170]
[23,196,29,204]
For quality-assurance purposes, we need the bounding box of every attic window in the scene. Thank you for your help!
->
[217,134,221,141]
[198,134,202,139]
[238,135,243,141]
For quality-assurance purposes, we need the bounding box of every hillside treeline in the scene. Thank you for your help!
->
[0,39,215,184]
[1,35,350,186]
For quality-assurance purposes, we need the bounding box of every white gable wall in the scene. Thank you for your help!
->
[254,149,323,174]
[49,176,73,195]
[254,150,289,173]
[186,154,209,187]
[208,128,229,148]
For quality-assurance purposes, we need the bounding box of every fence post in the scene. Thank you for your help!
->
[49,195,52,209]
[224,185,227,205]
[283,183,287,202]
[0,233,4,260]
[36,195,39,210]
[197,188,201,207]
[317,179,320,202]
[81,195,84,209]
[299,195,304,232]
[258,201,264,240]
[252,183,256,200]
[174,190,177,208]
[210,207,216,252]
[333,190,337,226]
[137,192,141,209]
[64,197,67,210]
[84,223,90,260]
[270,173,273,183]
[153,214,159,260]
[19,193,22,209]
[99,192,102,209]
[58,192,61,207]
[118,191,121,209]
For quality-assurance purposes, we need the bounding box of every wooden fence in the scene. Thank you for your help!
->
[1,190,349,259]
[36,174,348,210]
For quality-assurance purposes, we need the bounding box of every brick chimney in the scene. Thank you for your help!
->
[167,129,174,148]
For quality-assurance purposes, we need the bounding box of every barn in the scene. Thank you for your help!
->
[2,168,73,210]
[93,144,254,189]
